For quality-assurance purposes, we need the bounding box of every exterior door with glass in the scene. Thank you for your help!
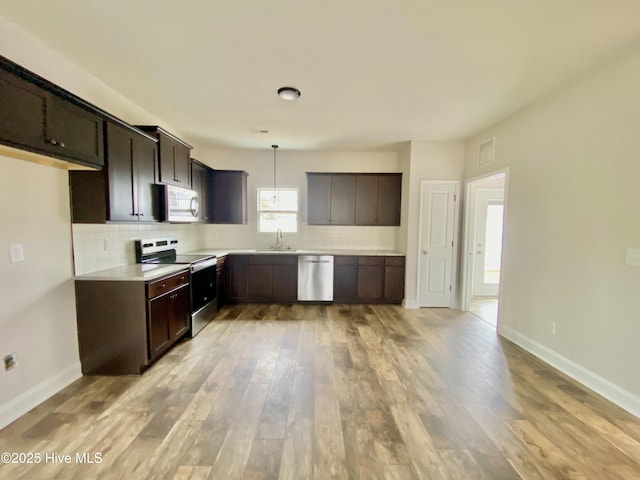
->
[473,189,504,297]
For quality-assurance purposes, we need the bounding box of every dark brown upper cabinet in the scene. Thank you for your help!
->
[137,126,192,187]
[307,173,356,225]
[355,173,402,226]
[70,121,160,223]
[307,172,401,226]
[0,57,104,169]
[191,159,214,223]
[212,170,248,224]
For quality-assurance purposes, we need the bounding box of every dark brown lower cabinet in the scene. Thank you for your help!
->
[216,255,228,309]
[334,256,358,302]
[148,283,189,361]
[227,254,404,305]
[383,256,405,304]
[357,256,385,301]
[334,255,405,304]
[246,255,298,303]
[75,269,190,375]
[229,255,248,302]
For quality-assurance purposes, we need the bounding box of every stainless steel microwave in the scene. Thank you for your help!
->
[163,184,199,223]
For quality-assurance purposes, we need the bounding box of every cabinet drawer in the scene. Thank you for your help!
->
[147,270,189,299]
[249,255,298,266]
[385,256,405,266]
[335,255,357,266]
[358,256,384,266]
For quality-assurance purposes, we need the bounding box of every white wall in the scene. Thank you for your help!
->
[0,158,80,427]
[0,17,204,428]
[402,140,466,308]
[198,147,400,251]
[465,45,640,415]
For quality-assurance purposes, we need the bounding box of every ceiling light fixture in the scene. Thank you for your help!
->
[277,86,301,101]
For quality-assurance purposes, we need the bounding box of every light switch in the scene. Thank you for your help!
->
[625,248,640,267]
[9,244,24,263]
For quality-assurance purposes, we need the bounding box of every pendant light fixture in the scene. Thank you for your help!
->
[272,144,279,204]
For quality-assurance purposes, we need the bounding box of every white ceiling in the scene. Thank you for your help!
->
[2,0,640,151]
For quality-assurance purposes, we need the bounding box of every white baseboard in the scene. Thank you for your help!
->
[0,362,82,430]
[499,325,640,419]
[403,299,419,309]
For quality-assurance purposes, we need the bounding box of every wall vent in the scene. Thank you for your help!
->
[478,137,495,167]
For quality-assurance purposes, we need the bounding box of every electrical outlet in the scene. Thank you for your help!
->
[548,320,556,336]
[4,353,17,371]
[103,238,109,251]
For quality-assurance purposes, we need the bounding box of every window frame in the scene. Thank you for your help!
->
[257,186,299,233]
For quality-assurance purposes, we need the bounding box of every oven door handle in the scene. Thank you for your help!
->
[190,257,218,273]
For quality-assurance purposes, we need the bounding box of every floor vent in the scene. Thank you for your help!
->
[478,137,495,167]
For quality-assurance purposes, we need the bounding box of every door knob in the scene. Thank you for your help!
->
[423,250,428,255]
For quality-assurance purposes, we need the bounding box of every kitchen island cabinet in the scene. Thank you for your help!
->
[75,268,190,375]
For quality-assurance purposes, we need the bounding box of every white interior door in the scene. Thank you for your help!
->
[418,182,457,307]
[472,189,504,297]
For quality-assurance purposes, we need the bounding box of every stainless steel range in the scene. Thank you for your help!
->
[135,238,217,336]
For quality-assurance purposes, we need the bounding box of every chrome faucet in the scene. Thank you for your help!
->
[275,229,284,250]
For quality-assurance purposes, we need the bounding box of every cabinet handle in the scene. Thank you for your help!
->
[47,138,57,145]
[170,293,178,299]
[59,141,65,148]
[130,213,137,216]
[161,283,166,288]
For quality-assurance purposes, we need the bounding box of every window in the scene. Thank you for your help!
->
[258,188,298,233]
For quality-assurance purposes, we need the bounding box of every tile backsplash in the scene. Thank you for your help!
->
[202,224,398,251]
[73,222,399,275]
[72,223,204,275]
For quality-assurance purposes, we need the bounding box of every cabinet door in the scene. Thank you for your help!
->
[212,171,248,224]
[148,294,171,360]
[273,265,297,302]
[357,257,384,301]
[46,96,104,167]
[157,134,176,185]
[191,161,213,222]
[384,266,405,303]
[334,263,358,303]
[247,265,273,300]
[173,143,191,186]
[168,285,190,339]
[377,174,401,226]
[355,175,378,225]
[229,255,248,302]
[132,134,159,221]
[357,266,384,300]
[307,173,331,225]
[216,263,228,309]
[330,175,355,225]
[0,69,47,150]
[106,122,136,221]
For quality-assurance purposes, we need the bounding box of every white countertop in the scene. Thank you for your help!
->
[188,248,405,257]
[75,263,189,282]
[75,249,404,282]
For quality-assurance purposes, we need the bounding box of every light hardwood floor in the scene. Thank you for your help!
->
[1,304,639,479]
[469,297,498,327]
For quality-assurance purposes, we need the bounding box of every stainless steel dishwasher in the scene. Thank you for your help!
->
[298,255,334,301]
